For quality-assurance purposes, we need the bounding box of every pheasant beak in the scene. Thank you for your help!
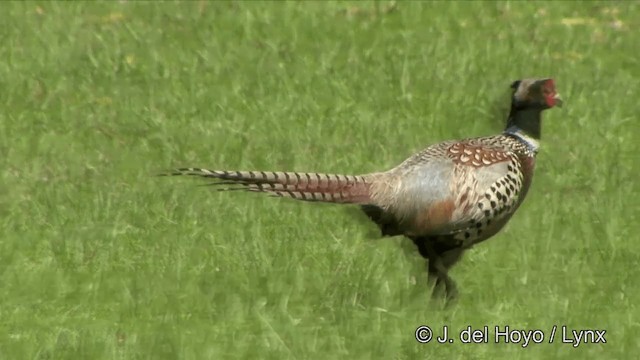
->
[553,93,563,108]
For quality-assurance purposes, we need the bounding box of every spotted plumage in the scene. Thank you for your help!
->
[162,78,562,300]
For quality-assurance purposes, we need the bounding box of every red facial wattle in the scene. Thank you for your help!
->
[543,79,562,108]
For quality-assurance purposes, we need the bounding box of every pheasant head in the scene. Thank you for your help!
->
[505,78,562,142]
[510,78,563,110]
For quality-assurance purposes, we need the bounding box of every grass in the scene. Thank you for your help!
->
[1,1,638,359]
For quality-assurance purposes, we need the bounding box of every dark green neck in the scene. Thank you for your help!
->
[504,105,542,139]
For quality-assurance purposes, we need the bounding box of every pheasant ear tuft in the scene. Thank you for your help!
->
[510,80,521,90]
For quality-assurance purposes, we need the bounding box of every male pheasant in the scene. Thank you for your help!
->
[163,78,562,298]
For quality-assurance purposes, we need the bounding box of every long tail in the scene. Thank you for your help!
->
[161,167,373,204]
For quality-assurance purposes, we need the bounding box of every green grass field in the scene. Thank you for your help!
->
[1,1,638,359]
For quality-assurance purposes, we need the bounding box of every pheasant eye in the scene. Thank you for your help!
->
[543,79,556,93]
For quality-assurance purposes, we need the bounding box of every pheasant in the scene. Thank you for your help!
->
[163,78,562,298]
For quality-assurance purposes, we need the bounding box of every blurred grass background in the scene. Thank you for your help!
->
[0,1,638,359]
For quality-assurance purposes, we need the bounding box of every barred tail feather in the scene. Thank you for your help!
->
[162,167,372,204]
